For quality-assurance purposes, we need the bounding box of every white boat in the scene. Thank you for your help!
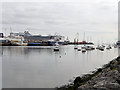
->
[54,46,59,51]
[74,45,78,49]
[53,42,59,51]
[99,47,104,51]
[9,37,28,46]
[96,45,100,49]
[85,46,95,50]
[0,38,10,46]
[106,45,112,49]
[78,48,81,51]
[96,45,104,51]
[81,48,86,52]
[48,39,64,46]
[81,45,86,49]
[99,46,104,51]
[12,41,28,46]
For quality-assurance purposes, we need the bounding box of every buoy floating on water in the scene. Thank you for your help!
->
[78,48,81,51]
[59,56,61,58]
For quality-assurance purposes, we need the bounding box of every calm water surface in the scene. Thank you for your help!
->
[1,45,119,88]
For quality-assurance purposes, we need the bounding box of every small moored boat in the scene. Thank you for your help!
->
[106,45,112,49]
[74,45,78,49]
[54,46,59,51]
[54,42,59,51]
[78,48,81,51]
[10,38,27,46]
[82,48,86,53]
[0,38,11,46]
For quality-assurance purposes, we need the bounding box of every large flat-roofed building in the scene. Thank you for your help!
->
[24,35,54,42]
[23,31,64,43]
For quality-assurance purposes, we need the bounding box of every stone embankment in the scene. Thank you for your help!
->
[58,56,120,90]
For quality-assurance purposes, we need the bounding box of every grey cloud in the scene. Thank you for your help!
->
[2,1,118,43]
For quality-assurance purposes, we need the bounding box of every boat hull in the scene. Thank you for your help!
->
[28,42,42,46]
[48,41,64,46]
[54,49,59,51]
[11,43,28,46]
[0,39,11,46]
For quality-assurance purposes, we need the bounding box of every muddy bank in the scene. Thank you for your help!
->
[58,56,120,90]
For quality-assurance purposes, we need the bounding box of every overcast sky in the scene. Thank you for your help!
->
[0,0,119,43]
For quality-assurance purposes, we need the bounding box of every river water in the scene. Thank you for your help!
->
[1,45,119,88]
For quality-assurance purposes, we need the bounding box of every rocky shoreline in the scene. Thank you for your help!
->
[58,56,120,90]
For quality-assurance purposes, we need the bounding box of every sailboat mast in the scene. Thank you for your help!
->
[83,32,85,41]
[76,33,79,43]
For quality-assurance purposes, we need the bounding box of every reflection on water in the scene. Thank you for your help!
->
[2,45,118,88]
